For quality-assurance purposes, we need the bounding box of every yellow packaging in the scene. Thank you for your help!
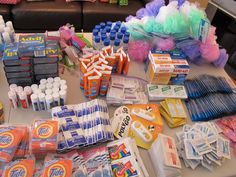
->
[112,104,163,149]
[160,99,187,128]
[147,51,174,84]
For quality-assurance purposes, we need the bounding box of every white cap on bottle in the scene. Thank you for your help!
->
[52,87,59,93]
[6,21,14,31]
[31,84,38,91]
[30,93,38,102]
[45,94,53,102]
[53,82,60,89]
[46,83,53,89]
[9,84,17,92]
[40,79,47,85]
[60,85,67,92]
[34,89,42,95]
[8,90,16,99]
[19,91,27,100]
[24,86,32,95]
[54,77,61,83]
[59,90,66,98]
[39,84,46,92]
[16,86,23,94]
[60,79,66,86]
[47,77,54,84]
[45,89,53,95]
[2,32,11,43]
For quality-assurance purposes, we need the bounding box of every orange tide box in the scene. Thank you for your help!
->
[2,159,35,177]
[147,50,174,84]
[42,159,72,177]
[0,126,25,162]
[31,120,59,153]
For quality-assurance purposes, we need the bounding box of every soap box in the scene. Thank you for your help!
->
[18,34,46,57]
[34,63,58,74]
[146,50,174,85]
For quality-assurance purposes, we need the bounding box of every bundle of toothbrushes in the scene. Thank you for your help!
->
[184,75,236,121]
[107,138,149,177]
[52,99,113,152]
[0,125,30,163]
[176,123,230,171]
[106,75,148,105]
[159,98,187,128]
[215,115,236,157]
[79,46,130,99]
[184,75,234,99]
[112,104,163,149]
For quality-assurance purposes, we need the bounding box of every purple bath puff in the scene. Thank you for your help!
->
[181,42,201,61]
[128,40,151,62]
[145,0,165,17]
[213,49,229,68]
[156,37,175,51]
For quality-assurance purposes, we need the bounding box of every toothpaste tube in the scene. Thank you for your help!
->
[88,72,102,100]
[2,158,35,177]
[0,126,25,162]
[80,61,88,89]
[100,70,112,96]
[122,53,130,75]
[105,55,116,69]
[117,53,124,74]
[42,159,73,177]
[84,69,98,97]
[30,120,59,156]
[111,53,121,73]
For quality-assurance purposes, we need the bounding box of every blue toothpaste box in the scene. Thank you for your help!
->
[18,34,46,57]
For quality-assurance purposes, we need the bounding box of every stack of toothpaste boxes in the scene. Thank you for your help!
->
[146,50,190,85]
[2,34,59,86]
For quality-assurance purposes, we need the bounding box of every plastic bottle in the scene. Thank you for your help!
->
[8,91,18,109]
[34,89,42,95]
[46,83,53,89]
[113,25,120,32]
[117,32,123,40]
[120,26,127,34]
[45,94,53,110]
[101,34,107,42]
[103,38,110,47]
[110,29,116,36]
[9,84,17,92]
[101,30,107,36]
[39,84,46,93]
[107,21,112,27]
[53,77,61,83]
[45,89,53,95]
[100,22,106,29]
[105,26,111,33]
[60,80,67,86]
[31,84,38,92]
[19,91,29,109]
[94,36,102,50]
[92,29,99,41]
[31,94,40,111]
[6,21,14,32]
[53,93,60,107]
[53,82,60,89]
[38,93,46,111]
[52,87,59,93]
[59,90,67,106]
[116,21,122,27]
[24,86,32,104]
[60,85,68,92]
[40,79,47,85]
[123,36,129,52]
[124,31,130,38]
[109,33,116,46]
[113,39,121,52]
[95,25,101,32]
[47,77,54,84]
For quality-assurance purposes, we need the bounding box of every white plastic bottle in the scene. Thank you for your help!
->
[31,84,38,92]
[38,93,46,111]
[31,94,40,111]
[47,77,54,84]
[19,91,29,109]
[40,79,47,85]
[39,84,46,93]
[24,86,32,104]
[45,94,54,110]
[45,89,53,95]
[59,90,67,106]
[53,92,60,107]
[8,91,18,109]
[9,84,17,92]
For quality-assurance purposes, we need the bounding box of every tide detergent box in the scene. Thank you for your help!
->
[18,34,46,58]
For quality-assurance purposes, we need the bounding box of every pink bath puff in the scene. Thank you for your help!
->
[154,37,175,51]
[200,26,220,62]
[128,40,151,62]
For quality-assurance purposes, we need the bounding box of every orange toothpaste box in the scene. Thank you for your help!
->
[2,159,35,177]
[42,159,72,177]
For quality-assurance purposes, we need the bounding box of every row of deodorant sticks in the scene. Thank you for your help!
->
[8,77,67,111]
[0,15,15,44]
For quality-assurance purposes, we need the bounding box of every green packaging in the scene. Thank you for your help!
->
[119,0,128,6]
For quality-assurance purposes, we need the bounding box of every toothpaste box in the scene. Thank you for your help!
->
[146,50,174,85]
[18,34,46,57]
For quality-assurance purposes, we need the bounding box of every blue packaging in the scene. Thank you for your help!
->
[18,34,46,57]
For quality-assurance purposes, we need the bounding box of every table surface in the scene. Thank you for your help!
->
[1,33,236,177]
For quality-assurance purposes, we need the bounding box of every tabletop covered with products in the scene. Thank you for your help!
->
[1,0,236,177]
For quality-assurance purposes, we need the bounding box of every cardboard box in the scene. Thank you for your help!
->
[188,0,209,8]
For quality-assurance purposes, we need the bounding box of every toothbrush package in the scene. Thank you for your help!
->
[111,104,163,149]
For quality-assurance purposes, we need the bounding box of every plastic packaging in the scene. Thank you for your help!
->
[53,93,60,107]
[45,94,54,110]
[19,91,29,109]
[38,93,46,111]
[31,94,40,111]
[8,91,18,109]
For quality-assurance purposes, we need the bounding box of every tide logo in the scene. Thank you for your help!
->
[7,164,27,177]
[0,132,14,148]
[48,164,66,177]
[36,124,53,139]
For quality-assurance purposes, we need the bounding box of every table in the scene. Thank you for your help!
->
[1,34,236,177]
